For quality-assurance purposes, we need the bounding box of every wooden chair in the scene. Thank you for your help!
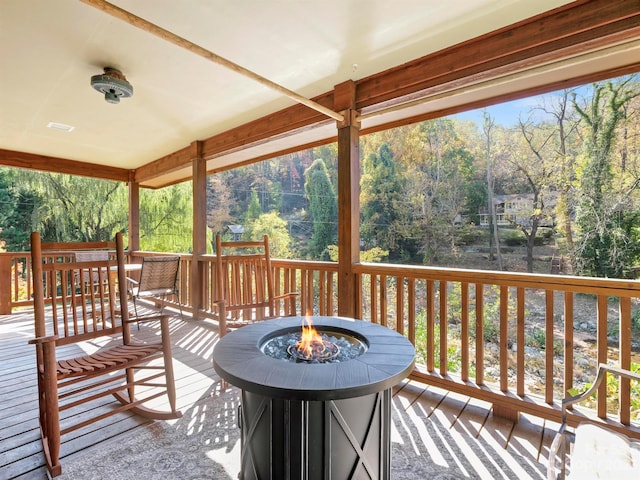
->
[127,255,184,323]
[214,234,298,337]
[29,232,182,478]
[548,364,640,479]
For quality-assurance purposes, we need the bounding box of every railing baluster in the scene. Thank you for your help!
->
[461,282,469,382]
[500,285,509,393]
[564,291,574,399]
[319,270,326,315]
[619,296,632,425]
[440,280,448,376]
[475,283,484,385]
[380,275,387,326]
[408,278,416,346]
[397,276,404,335]
[597,294,608,418]
[306,268,314,316]
[370,274,378,324]
[516,287,525,397]
[545,290,554,404]
[426,279,435,373]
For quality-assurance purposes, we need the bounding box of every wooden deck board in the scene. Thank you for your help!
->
[1,309,554,479]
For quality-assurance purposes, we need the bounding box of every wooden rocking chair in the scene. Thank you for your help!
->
[214,234,298,337]
[29,232,182,477]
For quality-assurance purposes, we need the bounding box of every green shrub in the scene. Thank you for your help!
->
[501,229,526,247]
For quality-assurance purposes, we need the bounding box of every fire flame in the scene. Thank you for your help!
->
[297,317,324,357]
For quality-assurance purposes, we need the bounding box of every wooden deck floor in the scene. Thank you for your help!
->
[1,308,558,479]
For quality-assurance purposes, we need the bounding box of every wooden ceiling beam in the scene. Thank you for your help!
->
[354,0,640,109]
[200,92,334,160]
[134,145,192,184]
[136,92,334,184]
[0,149,130,182]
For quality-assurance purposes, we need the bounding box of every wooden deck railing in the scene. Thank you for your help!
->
[4,251,639,437]
[1,252,33,312]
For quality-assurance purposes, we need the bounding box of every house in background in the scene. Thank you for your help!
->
[479,193,556,228]
[226,225,245,241]
[479,194,535,227]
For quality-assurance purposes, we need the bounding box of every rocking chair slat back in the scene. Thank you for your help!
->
[36,250,121,346]
[214,234,298,337]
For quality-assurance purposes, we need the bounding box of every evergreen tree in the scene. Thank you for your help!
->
[243,189,263,239]
[304,159,337,260]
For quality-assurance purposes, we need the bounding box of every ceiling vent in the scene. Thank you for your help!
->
[90,67,133,104]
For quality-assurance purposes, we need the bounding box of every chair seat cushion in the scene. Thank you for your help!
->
[568,423,640,479]
[56,343,163,378]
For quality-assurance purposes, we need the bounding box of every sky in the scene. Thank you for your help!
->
[454,97,548,128]
[454,84,596,128]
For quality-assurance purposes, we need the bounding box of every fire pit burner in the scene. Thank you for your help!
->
[288,338,339,362]
[261,327,366,363]
[213,316,415,480]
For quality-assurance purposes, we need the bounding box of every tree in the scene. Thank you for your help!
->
[17,170,127,242]
[139,183,195,253]
[361,143,407,258]
[482,113,504,270]
[0,169,40,251]
[537,90,581,267]
[248,211,293,258]
[206,174,234,238]
[409,119,476,263]
[304,159,337,259]
[573,77,640,277]
[511,117,556,272]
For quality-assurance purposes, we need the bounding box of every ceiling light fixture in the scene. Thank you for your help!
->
[46,121,75,132]
[90,67,133,104]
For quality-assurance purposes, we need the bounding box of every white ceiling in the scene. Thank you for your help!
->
[1,0,622,188]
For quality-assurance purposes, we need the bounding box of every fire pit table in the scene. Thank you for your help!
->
[212,315,415,480]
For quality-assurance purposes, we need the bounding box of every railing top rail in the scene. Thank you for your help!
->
[355,262,640,295]
[271,258,338,270]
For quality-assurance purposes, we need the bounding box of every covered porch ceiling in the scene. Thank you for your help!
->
[1,0,639,189]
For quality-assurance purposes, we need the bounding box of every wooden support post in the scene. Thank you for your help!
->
[492,403,520,422]
[128,176,140,251]
[191,141,207,320]
[0,255,11,314]
[335,80,361,319]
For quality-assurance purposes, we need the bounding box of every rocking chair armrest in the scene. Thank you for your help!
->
[28,334,59,345]
[126,276,139,286]
[560,364,640,422]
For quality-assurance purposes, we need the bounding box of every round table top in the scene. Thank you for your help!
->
[212,316,415,401]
